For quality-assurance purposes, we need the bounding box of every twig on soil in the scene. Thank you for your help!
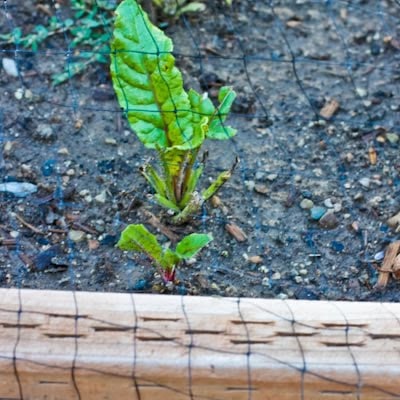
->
[71,222,98,235]
[14,214,45,235]
[18,253,34,268]
[142,210,179,243]
[0,238,17,248]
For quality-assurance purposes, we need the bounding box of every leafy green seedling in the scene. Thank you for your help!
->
[117,224,212,282]
[110,0,237,224]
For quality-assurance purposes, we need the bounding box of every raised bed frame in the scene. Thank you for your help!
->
[0,288,399,399]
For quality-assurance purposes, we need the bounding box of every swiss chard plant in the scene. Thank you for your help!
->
[110,0,237,224]
[117,224,212,282]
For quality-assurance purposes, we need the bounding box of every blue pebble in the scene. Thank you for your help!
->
[41,159,56,177]
[310,206,327,220]
[331,241,344,253]
[133,279,149,291]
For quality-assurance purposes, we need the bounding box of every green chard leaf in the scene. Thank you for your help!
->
[175,233,213,259]
[117,224,163,264]
[110,0,203,150]
[207,86,237,140]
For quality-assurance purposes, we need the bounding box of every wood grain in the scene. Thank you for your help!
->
[0,289,400,399]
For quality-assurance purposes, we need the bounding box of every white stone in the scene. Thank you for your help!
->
[2,58,18,77]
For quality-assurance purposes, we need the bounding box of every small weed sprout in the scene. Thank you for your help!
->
[117,224,212,282]
[110,0,237,224]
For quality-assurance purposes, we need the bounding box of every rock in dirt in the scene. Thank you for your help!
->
[95,190,107,204]
[310,206,326,220]
[319,99,339,119]
[225,223,247,242]
[2,58,18,77]
[386,133,399,144]
[0,181,37,197]
[319,211,339,229]
[248,255,263,264]
[359,177,370,188]
[68,230,86,243]
[34,123,57,142]
[300,199,314,209]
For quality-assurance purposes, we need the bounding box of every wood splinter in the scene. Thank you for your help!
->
[375,241,400,288]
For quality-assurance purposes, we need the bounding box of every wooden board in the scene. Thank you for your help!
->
[0,288,400,399]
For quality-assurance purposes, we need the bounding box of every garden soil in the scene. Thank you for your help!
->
[1,0,400,301]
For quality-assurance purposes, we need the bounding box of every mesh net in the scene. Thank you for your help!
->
[1,0,400,398]
[0,1,400,300]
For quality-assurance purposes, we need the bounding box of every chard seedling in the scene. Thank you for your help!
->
[117,224,212,282]
[110,0,237,224]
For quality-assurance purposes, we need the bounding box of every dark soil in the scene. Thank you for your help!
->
[1,0,400,301]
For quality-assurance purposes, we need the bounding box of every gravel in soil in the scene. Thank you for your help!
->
[0,0,400,301]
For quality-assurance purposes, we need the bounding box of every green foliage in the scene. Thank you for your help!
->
[117,224,212,281]
[111,0,237,224]
[0,0,114,85]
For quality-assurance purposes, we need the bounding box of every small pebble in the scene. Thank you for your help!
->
[300,199,314,209]
[310,206,327,220]
[319,211,339,229]
[299,269,308,275]
[68,230,86,243]
[95,190,107,204]
[374,251,385,262]
[368,196,383,207]
[34,123,56,142]
[353,192,364,201]
[271,272,281,280]
[359,177,370,188]
[105,137,117,145]
[294,276,303,284]
[248,255,263,264]
[210,195,222,208]
[333,203,342,212]
[14,88,24,100]
[259,265,268,274]
[245,180,255,191]
[88,239,100,250]
[266,173,278,181]
[254,183,268,195]
[0,181,37,197]
[356,87,367,97]
[2,57,18,77]
[4,141,14,154]
[10,231,19,239]
[323,198,333,208]
[261,277,271,287]
[58,147,69,155]
[386,133,399,144]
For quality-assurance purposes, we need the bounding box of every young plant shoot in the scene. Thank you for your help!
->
[110,0,237,224]
[117,224,212,282]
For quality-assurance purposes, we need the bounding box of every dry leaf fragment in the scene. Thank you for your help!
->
[319,99,340,119]
[225,223,247,242]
